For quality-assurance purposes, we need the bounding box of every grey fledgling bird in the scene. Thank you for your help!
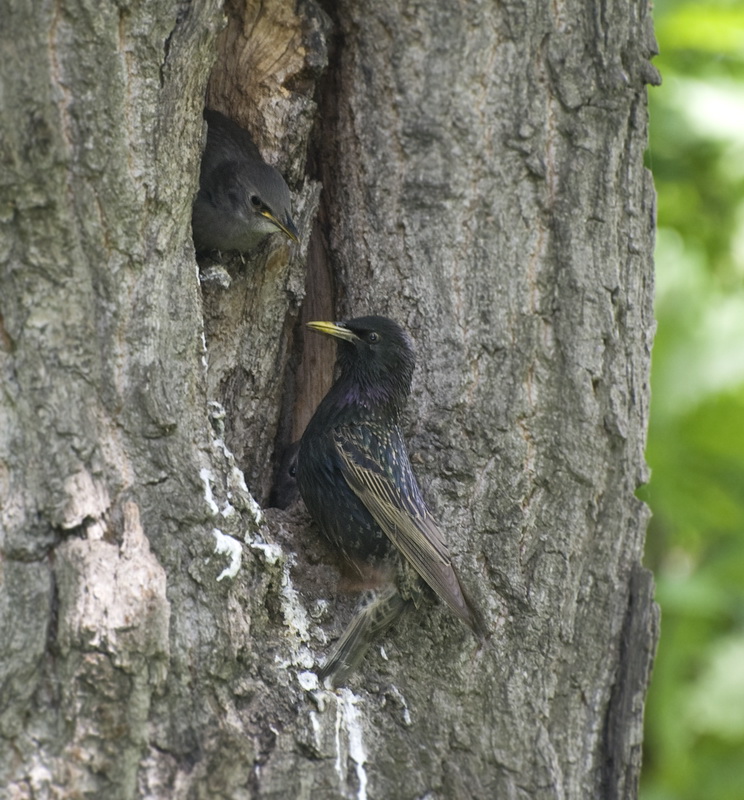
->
[192,109,299,254]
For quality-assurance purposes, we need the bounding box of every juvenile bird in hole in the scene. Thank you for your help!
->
[192,109,299,254]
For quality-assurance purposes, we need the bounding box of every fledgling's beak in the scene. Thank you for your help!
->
[262,210,300,243]
[306,321,358,343]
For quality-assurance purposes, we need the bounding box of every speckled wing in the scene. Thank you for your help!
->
[333,425,478,630]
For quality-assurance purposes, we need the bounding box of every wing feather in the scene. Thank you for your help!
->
[334,426,477,629]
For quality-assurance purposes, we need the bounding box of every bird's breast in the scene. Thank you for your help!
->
[298,429,392,564]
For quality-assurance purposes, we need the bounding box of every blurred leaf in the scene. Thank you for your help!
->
[640,1,744,799]
[686,635,744,739]
[656,7,744,54]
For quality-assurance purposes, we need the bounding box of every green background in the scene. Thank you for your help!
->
[640,1,744,798]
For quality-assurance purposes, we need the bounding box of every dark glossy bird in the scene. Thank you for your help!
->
[297,316,482,685]
[192,109,299,254]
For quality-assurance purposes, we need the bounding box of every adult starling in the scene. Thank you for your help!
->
[192,109,299,254]
[297,316,482,685]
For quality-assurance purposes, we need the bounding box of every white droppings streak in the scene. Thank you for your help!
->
[247,534,313,656]
[310,710,323,741]
[213,437,264,526]
[279,556,312,641]
[212,529,242,580]
[244,489,265,526]
[200,331,208,372]
[334,696,344,783]
[298,671,319,691]
[250,539,282,564]
[28,762,52,794]
[334,689,368,800]
[200,468,219,515]
[389,685,412,726]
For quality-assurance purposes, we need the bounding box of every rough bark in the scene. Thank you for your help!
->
[0,1,660,799]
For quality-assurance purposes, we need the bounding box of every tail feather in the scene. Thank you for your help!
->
[318,588,410,687]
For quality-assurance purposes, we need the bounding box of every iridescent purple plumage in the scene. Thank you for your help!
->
[297,316,482,685]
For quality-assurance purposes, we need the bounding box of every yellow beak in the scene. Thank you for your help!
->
[260,210,300,243]
[306,321,358,343]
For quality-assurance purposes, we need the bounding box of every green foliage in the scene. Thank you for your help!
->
[640,2,744,798]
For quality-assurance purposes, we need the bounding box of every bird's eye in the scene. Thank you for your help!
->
[367,332,379,343]
[288,464,297,478]
[250,195,262,208]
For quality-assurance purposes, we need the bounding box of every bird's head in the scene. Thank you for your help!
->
[224,163,299,243]
[307,316,416,412]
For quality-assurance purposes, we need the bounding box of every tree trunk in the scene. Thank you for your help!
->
[0,1,660,798]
